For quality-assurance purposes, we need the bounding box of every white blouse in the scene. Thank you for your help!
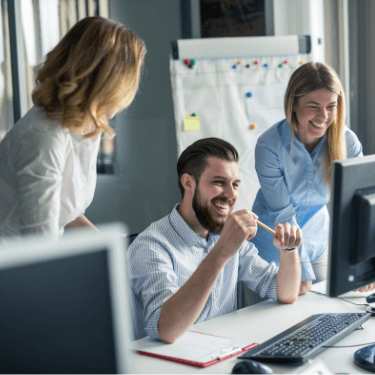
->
[0,106,101,241]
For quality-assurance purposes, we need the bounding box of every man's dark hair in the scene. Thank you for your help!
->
[177,137,239,197]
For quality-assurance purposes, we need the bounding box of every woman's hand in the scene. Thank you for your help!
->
[65,215,99,231]
[299,280,312,295]
[354,283,375,293]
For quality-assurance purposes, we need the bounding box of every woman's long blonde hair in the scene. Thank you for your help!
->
[284,62,346,185]
[32,16,146,139]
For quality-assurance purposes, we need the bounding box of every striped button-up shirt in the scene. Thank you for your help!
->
[127,205,278,340]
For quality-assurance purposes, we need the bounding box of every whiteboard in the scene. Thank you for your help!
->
[170,36,311,211]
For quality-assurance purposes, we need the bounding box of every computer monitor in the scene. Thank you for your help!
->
[0,223,133,374]
[328,154,375,297]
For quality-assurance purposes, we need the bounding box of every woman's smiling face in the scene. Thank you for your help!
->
[294,89,338,152]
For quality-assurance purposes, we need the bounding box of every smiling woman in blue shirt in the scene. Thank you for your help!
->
[248,62,373,294]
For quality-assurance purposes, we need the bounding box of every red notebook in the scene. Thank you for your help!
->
[131,330,258,368]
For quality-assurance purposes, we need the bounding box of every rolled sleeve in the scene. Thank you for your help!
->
[301,258,315,282]
[128,234,179,340]
[238,241,278,300]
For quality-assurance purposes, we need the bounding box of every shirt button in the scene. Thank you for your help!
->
[309,181,312,183]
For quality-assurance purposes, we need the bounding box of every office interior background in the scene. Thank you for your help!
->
[1,0,374,236]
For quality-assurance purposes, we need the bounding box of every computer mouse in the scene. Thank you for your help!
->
[354,344,375,372]
[366,292,375,304]
[232,359,273,374]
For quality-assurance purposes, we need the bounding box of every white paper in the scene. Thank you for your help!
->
[131,331,254,364]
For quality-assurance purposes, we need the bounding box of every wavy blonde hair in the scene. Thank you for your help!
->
[284,62,346,185]
[32,16,146,139]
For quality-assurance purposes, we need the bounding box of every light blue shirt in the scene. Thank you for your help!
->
[247,119,363,281]
[128,204,278,340]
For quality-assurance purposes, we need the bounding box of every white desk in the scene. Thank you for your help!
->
[131,282,375,374]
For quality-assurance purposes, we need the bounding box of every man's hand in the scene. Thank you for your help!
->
[274,223,302,304]
[299,280,312,295]
[215,210,258,260]
[355,283,375,293]
[273,223,302,250]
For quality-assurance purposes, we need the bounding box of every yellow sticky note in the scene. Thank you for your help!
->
[183,116,200,132]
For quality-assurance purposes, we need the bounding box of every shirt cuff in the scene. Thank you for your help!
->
[146,306,163,340]
[267,277,278,301]
[301,260,315,282]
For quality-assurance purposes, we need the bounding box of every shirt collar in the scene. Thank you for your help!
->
[311,134,327,155]
[280,118,327,153]
[169,204,209,248]
[63,128,99,143]
[280,119,293,147]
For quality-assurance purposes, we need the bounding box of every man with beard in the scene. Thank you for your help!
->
[128,138,302,343]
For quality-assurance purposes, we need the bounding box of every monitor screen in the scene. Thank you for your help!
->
[0,224,132,374]
[328,154,375,297]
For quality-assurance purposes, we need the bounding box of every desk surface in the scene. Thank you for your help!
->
[131,282,375,374]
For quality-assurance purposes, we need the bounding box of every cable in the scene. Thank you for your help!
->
[322,341,375,348]
[308,290,375,348]
[309,290,369,306]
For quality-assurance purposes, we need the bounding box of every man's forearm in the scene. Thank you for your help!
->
[158,245,228,344]
[276,250,301,304]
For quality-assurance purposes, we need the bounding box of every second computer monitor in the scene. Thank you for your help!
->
[0,223,132,374]
[328,154,375,297]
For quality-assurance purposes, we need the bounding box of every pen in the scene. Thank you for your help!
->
[256,220,277,236]
[214,347,242,360]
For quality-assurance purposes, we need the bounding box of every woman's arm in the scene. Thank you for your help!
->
[64,215,99,231]
[255,134,314,282]
[16,131,65,238]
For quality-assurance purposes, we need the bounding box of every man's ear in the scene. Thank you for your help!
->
[181,173,196,194]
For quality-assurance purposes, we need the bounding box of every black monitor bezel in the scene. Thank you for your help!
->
[328,154,375,297]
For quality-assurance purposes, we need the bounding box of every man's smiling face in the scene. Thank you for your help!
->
[192,156,240,234]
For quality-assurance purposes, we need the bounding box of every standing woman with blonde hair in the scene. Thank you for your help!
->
[247,62,374,294]
[0,16,146,241]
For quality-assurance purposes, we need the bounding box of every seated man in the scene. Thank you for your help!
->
[128,138,302,343]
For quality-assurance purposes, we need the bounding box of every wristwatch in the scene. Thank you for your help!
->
[281,247,297,253]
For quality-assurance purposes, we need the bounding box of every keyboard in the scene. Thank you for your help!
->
[239,313,371,365]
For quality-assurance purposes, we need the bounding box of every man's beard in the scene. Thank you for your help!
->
[192,186,230,235]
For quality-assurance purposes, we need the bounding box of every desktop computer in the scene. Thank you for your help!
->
[0,223,133,374]
[328,154,375,297]
[240,155,375,370]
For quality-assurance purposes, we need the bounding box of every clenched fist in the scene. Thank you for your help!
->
[273,222,302,251]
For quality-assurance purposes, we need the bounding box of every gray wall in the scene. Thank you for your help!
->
[348,0,375,155]
[85,0,181,235]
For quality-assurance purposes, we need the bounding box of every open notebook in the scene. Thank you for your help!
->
[131,330,258,368]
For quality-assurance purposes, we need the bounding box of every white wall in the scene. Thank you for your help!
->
[273,0,325,63]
